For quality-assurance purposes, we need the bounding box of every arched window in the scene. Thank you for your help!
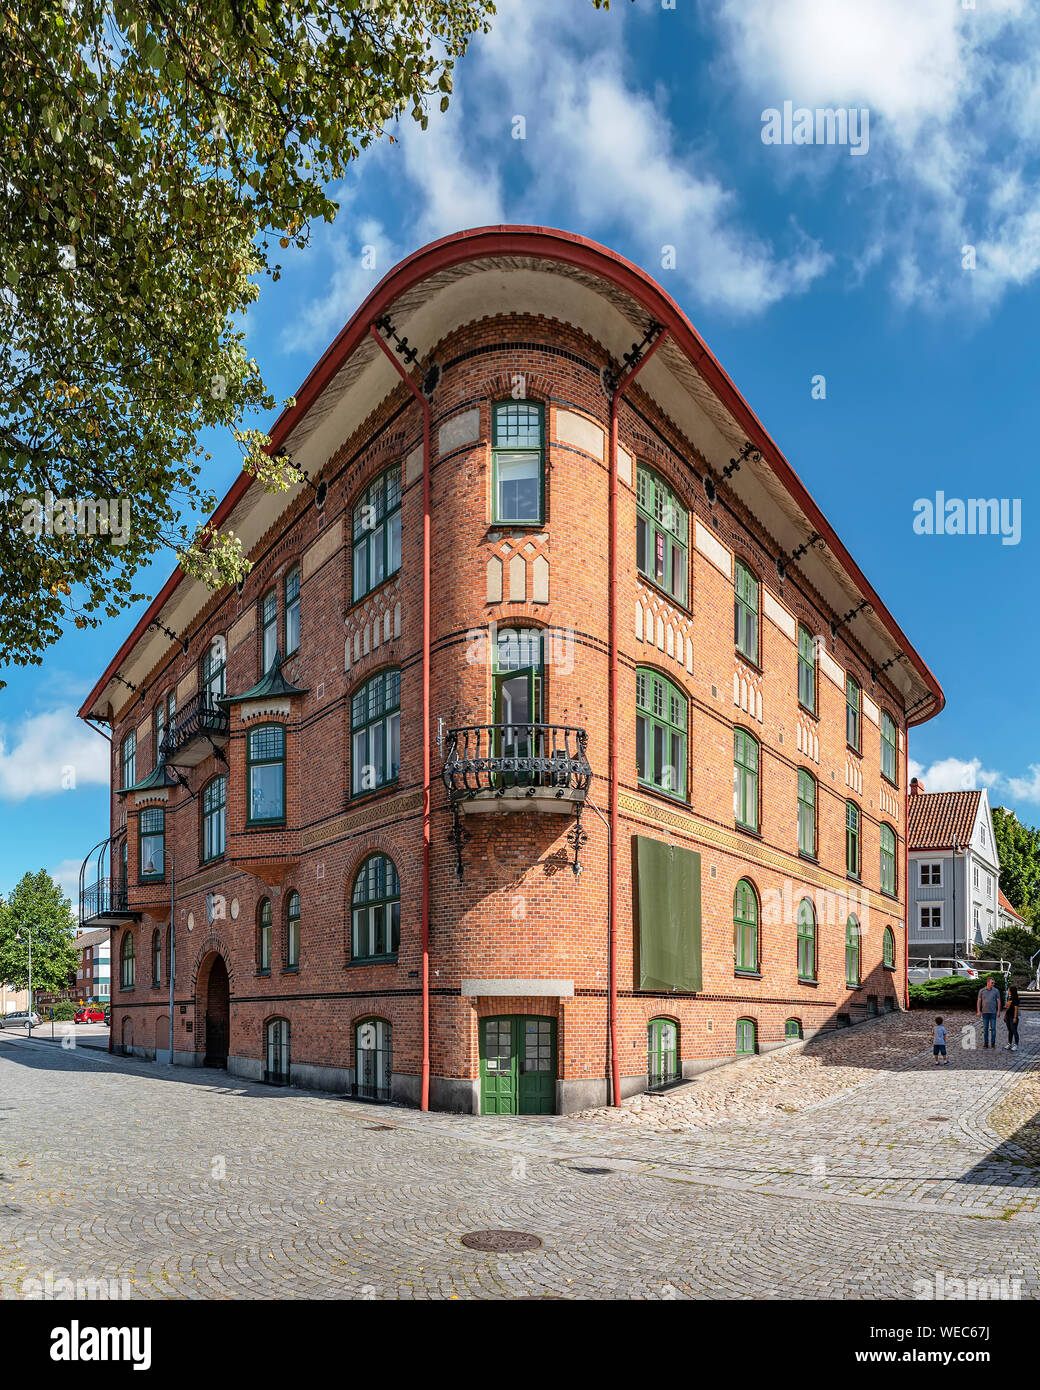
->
[352,463,402,602]
[883,925,896,969]
[636,669,687,798]
[734,561,759,663]
[880,823,896,895]
[734,729,759,831]
[264,1018,290,1085]
[846,676,861,751]
[785,1018,803,1041]
[734,878,759,974]
[797,625,817,712]
[247,723,285,823]
[120,930,135,989]
[257,898,272,973]
[139,807,165,879]
[648,1018,680,1091]
[493,629,545,779]
[260,588,278,673]
[166,924,174,984]
[154,690,175,766]
[286,891,301,969]
[121,730,137,789]
[201,636,226,701]
[846,915,861,987]
[492,400,544,526]
[736,1017,757,1055]
[351,855,401,962]
[846,800,861,878]
[285,564,301,657]
[351,669,401,795]
[202,776,227,862]
[636,464,688,603]
[151,929,161,988]
[797,769,816,857]
[355,1017,392,1101]
[881,709,897,783]
[797,898,817,982]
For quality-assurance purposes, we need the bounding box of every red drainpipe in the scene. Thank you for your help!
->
[370,325,432,1110]
[904,735,910,1011]
[607,329,668,1105]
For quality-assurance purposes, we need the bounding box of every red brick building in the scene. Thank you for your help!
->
[78,227,944,1113]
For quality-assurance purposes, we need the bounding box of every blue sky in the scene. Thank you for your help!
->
[3,0,1039,900]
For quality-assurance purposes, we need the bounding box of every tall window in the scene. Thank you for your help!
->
[258,899,272,973]
[139,807,165,879]
[636,465,688,604]
[351,854,401,962]
[120,930,135,989]
[797,898,817,981]
[636,669,687,798]
[845,915,861,986]
[352,463,402,602]
[734,878,759,974]
[880,823,896,895]
[154,691,175,765]
[736,1018,757,1055]
[260,589,278,672]
[202,776,227,862]
[846,801,861,878]
[202,638,226,701]
[881,710,897,783]
[492,400,543,525]
[284,564,301,657]
[883,926,896,969]
[734,561,759,663]
[846,676,861,751]
[351,669,401,796]
[151,929,161,987]
[797,769,816,857]
[734,728,759,831]
[265,1018,290,1085]
[248,724,286,824]
[286,891,301,969]
[648,1018,680,1090]
[797,625,816,712]
[121,730,136,789]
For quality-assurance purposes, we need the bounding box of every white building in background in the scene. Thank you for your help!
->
[908,782,1001,959]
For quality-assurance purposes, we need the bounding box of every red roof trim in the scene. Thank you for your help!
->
[79,224,946,722]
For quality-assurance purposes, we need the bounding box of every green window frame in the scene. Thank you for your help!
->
[846,915,861,987]
[120,930,135,989]
[351,668,401,796]
[636,464,688,604]
[138,807,165,880]
[797,769,816,857]
[257,898,272,973]
[121,730,136,790]
[154,690,175,766]
[284,564,301,657]
[202,639,225,701]
[286,890,301,970]
[734,878,759,974]
[201,776,226,863]
[260,588,278,673]
[636,668,687,799]
[247,723,286,825]
[736,1017,757,1055]
[883,925,896,969]
[846,676,861,751]
[797,624,816,712]
[492,400,544,525]
[881,710,897,783]
[734,560,759,663]
[351,854,401,963]
[647,1017,680,1091]
[797,898,817,981]
[846,800,861,878]
[785,1018,803,1040]
[733,728,759,831]
[151,928,162,988]
[352,463,402,603]
[880,823,896,895]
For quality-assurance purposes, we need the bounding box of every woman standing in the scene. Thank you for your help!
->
[1004,986,1021,1053]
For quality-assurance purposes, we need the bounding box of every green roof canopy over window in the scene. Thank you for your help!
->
[633,835,702,993]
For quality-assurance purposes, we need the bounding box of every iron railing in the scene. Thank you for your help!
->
[79,832,131,926]
[442,723,591,801]
[160,689,229,760]
[80,876,128,922]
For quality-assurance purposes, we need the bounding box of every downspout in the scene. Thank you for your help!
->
[904,738,909,1012]
[370,324,432,1111]
[607,328,668,1105]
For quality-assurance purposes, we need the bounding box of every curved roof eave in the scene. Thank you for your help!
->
[79,224,945,725]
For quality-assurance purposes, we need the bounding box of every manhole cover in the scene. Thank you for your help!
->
[366,1124,396,1131]
[461,1230,542,1252]
[571,1165,613,1175]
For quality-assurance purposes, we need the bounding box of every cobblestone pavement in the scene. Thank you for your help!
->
[2,1016,1039,1301]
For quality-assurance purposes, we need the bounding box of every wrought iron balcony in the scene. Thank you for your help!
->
[442,724,591,810]
[160,689,229,768]
[79,833,141,929]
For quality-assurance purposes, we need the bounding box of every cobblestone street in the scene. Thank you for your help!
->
[3,1015,1040,1301]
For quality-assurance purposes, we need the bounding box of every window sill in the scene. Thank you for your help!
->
[883,963,896,973]
[256,969,271,977]
[735,651,762,675]
[846,744,862,759]
[349,569,402,613]
[797,702,818,721]
[797,977,819,987]
[881,773,899,790]
[880,888,899,901]
[347,955,398,968]
[637,780,688,808]
[349,780,400,807]
[637,571,690,614]
[734,822,762,840]
[200,855,226,868]
[797,850,818,865]
[137,878,166,887]
[282,966,300,975]
[488,518,544,532]
[846,873,862,885]
[734,970,762,980]
[244,819,287,830]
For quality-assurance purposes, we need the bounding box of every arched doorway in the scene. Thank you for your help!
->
[156,1014,170,1063]
[202,954,230,1068]
[121,1017,133,1057]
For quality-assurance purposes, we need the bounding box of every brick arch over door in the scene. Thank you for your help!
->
[190,934,236,996]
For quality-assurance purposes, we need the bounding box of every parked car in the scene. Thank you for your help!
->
[103,1006,111,1026]
[908,958,980,983]
[74,1006,106,1024]
[0,1010,42,1029]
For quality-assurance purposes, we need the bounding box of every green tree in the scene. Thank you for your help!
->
[0,0,613,680]
[0,870,79,998]
[993,806,1040,916]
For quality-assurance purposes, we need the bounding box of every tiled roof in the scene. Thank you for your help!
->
[998,889,1025,924]
[907,790,982,850]
[74,928,110,951]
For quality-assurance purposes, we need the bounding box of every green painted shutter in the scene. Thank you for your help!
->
[633,836,702,992]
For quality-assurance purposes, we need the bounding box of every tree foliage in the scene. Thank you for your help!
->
[993,806,1040,920]
[0,869,79,995]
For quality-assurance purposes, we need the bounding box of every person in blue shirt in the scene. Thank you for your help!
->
[977,976,1002,1048]
[933,1016,948,1065]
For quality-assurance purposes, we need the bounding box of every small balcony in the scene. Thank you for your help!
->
[442,724,591,814]
[161,689,229,768]
[79,835,141,930]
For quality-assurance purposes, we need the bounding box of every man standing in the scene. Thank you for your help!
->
[977,975,1002,1049]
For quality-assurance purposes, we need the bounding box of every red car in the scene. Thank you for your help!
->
[74,1006,105,1024]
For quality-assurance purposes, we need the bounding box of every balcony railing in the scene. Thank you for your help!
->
[442,724,591,807]
[160,689,230,767]
[80,876,128,923]
[78,833,140,928]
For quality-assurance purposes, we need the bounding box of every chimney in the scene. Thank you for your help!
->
[910,777,923,796]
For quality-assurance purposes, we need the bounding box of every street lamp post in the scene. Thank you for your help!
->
[15,927,33,1037]
[167,851,175,1067]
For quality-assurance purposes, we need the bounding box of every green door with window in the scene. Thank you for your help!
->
[492,629,543,785]
[479,1016,556,1115]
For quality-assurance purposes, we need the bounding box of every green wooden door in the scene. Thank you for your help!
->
[480,1017,517,1114]
[517,1017,556,1114]
[492,629,543,786]
[480,1016,556,1115]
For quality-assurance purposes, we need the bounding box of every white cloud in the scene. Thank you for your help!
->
[908,753,1040,808]
[49,858,85,900]
[0,708,109,801]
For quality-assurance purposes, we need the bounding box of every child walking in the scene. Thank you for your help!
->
[933,1016,949,1065]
